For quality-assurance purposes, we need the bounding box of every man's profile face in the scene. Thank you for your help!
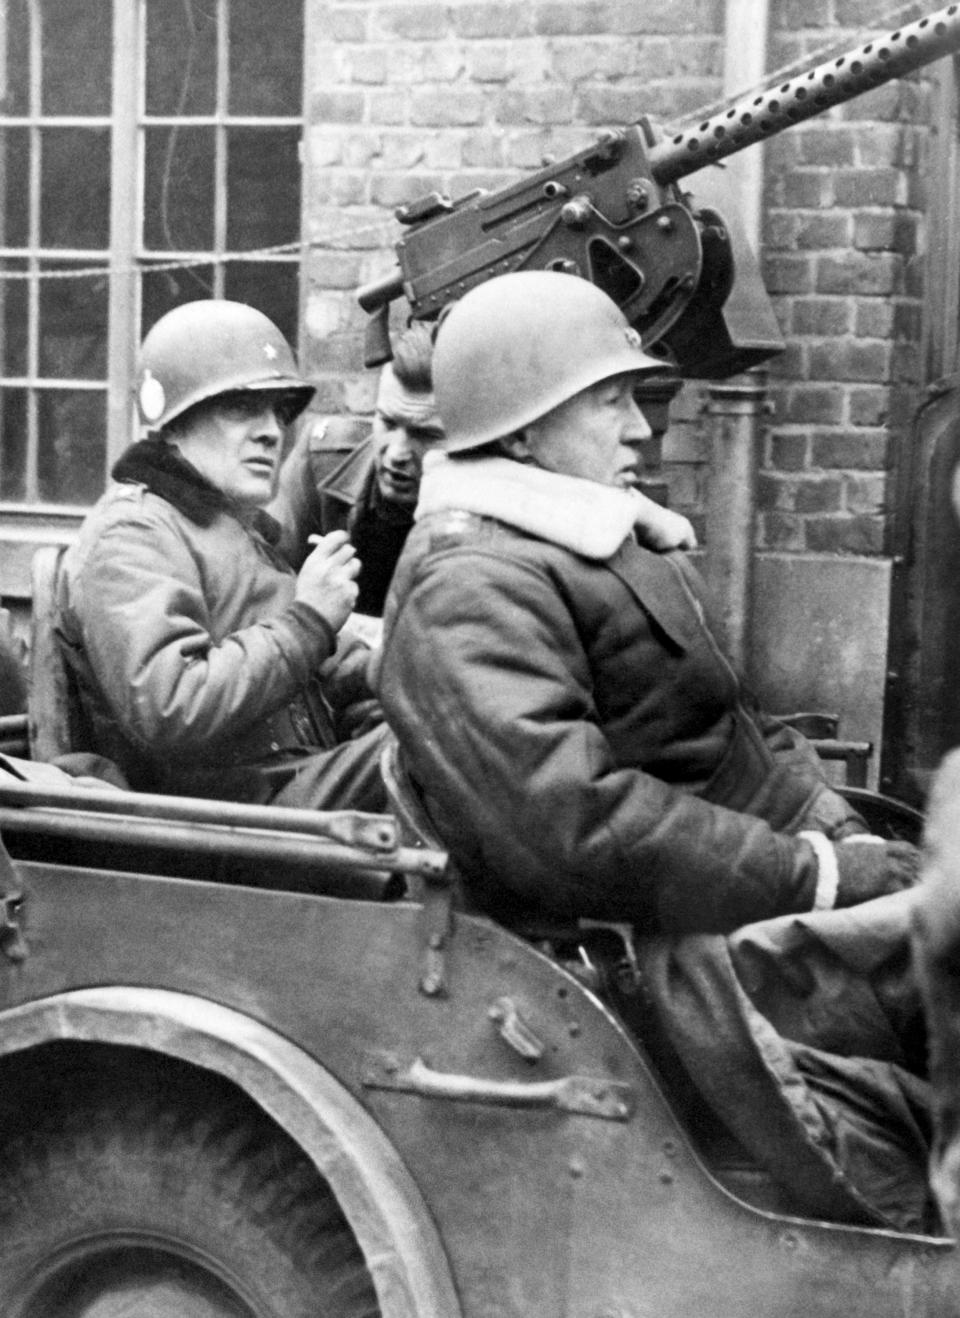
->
[370,365,444,505]
[513,371,652,490]
[168,390,295,507]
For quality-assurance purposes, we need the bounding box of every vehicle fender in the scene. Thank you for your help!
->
[0,985,461,1318]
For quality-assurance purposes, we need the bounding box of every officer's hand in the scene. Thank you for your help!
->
[631,492,698,552]
[295,531,360,633]
[834,837,922,908]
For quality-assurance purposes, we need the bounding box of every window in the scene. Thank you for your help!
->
[0,0,304,511]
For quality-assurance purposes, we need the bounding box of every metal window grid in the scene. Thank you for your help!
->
[0,0,303,509]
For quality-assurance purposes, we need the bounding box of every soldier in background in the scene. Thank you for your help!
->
[270,322,443,617]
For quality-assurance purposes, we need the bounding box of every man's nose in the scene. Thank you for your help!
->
[623,395,652,442]
[257,407,284,443]
[384,428,416,462]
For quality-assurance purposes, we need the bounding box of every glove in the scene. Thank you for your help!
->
[836,837,921,907]
[801,831,921,910]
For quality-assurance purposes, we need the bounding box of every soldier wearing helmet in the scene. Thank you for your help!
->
[57,299,389,811]
[375,271,920,934]
[269,321,444,617]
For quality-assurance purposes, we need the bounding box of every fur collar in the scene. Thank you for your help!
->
[112,438,280,543]
[415,452,644,560]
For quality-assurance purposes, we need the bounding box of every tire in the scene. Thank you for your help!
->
[0,1043,381,1318]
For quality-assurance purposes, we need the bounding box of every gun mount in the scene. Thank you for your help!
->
[358,2,960,378]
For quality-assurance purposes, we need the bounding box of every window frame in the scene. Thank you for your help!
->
[0,0,305,525]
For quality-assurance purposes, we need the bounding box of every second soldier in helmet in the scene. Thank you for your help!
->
[57,299,389,810]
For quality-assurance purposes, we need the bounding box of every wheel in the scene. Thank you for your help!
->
[0,1043,381,1318]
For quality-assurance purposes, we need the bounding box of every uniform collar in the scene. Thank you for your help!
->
[415,451,642,560]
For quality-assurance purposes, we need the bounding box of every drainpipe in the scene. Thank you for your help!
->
[702,0,771,669]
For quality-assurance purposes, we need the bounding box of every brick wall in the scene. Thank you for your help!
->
[302,0,935,560]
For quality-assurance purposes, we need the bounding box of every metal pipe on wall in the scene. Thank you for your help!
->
[702,0,771,667]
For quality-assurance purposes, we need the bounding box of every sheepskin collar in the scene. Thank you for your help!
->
[415,451,642,560]
[112,438,280,543]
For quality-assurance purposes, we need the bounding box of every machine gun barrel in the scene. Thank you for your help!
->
[651,3,960,185]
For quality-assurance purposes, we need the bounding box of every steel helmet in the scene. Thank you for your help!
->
[137,300,314,431]
[432,271,668,452]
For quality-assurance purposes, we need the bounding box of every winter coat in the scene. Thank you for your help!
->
[270,416,415,616]
[57,439,379,802]
[376,452,865,935]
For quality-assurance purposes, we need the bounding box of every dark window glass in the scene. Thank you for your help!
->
[143,126,216,252]
[40,264,109,379]
[0,388,28,499]
[41,0,112,116]
[145,0,217,116]
[37,389,106,503]
[41,128,111,248]
[224,261,299,346]
[1,129,31,248]
[3,0,30,117]
[0,259,30,378]
[229,0,302,116]
[140,266,216,338]
[226,127,300,250]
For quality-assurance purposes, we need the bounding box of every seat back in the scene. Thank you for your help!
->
[28,545,79,762]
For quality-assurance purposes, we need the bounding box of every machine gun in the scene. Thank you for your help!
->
[358,3,960,379]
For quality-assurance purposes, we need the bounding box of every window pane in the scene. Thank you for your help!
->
[37,389,106,503]
[3,0,30,118]
[224,261,298,348]
[145,0,217,116]
[40,264,108,379]
[143,126,215,252]
[41,129,110,249]
[0,387,28,499]
[1,128,31,248]
[229,0,302,116]
[0,259,29,378]
[140,266,216,339]
[226,127,300,250]
[40,0,112,116]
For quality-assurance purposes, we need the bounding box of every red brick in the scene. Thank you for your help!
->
[759,512,805,552]
[758,473,797,512]
[816,252,901,296]
[845,473,887,513]
[604,0,723,35]
[310,91,366,123]
[791,299,852,336]
[535,3,607,36]
[769,432,809,471]
[411,89,486,126]
[762,254,814,295]
[452,4,532,38]
[372,5,453,40]
[832,168,908,207]
[847,388,890,428]
[305,250,366,290]
[811,430,889,469]
[808,339,892,382]
[466,42,514,83]
[805,514,885,555]
[795,477,843,513]
[497,87,576,125]
[366,91,407,126]
[329,9,367,41]
[794,126,858,168]
[370,171,445,207]
[782,386,845,425]
[795,214,851,249]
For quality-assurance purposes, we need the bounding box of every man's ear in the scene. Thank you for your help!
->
[499,430,534,463]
